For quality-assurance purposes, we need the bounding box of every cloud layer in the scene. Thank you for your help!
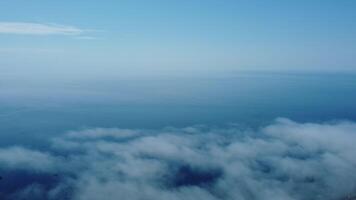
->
[1,118,356,200]
[0,22,84,35]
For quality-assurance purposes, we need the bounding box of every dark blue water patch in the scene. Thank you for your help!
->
[0,170,59,197]
[0,169,76,200]
[163,164,223,188]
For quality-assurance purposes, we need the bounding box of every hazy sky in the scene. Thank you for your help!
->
[1,0,356,78]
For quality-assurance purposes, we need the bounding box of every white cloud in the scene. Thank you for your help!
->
[1,119,356,200]
[0,22,85,35]
[0,146,58,172]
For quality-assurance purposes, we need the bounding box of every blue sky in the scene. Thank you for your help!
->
[1,0,356,78]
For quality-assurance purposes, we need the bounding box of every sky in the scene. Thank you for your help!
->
[1,0,356,79]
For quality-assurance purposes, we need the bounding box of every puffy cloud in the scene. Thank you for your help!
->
[0,146,58,172]
[1,118,356,200]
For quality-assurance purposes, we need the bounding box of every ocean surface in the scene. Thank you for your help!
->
[1,71,356,146]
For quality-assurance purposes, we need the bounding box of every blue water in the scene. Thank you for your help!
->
[1,71,356,146]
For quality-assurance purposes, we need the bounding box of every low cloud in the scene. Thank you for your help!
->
[0,22,85,35]
[0,146,58,172]
[1,118,356,200]
[65,128,140,140]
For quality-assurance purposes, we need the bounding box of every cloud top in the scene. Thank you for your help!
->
[1,118,356,200]
[0,22,84,35]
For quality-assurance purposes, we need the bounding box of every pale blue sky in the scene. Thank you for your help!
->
[1,0,356,78]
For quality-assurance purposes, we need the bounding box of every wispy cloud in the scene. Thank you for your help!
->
[73,36,101,40]
[0,22,85,35]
